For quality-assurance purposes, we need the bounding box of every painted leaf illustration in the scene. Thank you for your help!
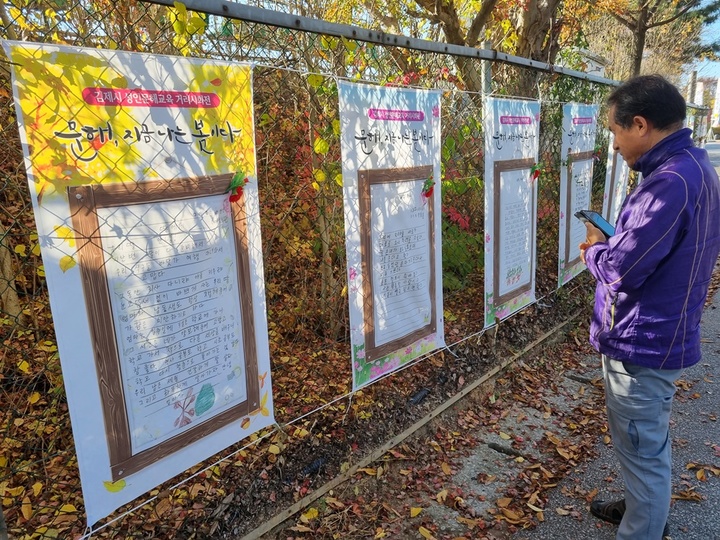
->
[103,479,127,492]
[195,383,215,416]
[59,255,76,273]
[250,391,270,416]
[53,225,76,247]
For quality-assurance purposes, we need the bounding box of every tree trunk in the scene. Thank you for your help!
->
[306,86,342,339]
[630,5,650,77]
[0,222,22,323]
[513,0,563,96]
[631,27,647,76]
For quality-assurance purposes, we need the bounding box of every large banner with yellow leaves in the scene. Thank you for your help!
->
[3,41,274,525]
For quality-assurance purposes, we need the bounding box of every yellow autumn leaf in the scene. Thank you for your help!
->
[441,462,452,475]
[32,482,42,497]
[103,479,126,492]
[31,243,40,256]
[697,469,707,481]
[268,444,281,455]
[14,244,27,256]
[37,265,45,277]
[418,526,437,540]
[17,360,30,374]
[0,457,6,467]
[59,255,76,273]
[373,527,386,539]
[306,73,324,88]
[300,507,318,522]
[21,496,32,520]
[59,504,77,513]
[436,489,448,503]
[410,507,422,517]
[312,169,326,182]
[28,392,40,405]
[5,486,24,497]
[334,173,343,186]
[313,137,330,155]
[499,432,511,440]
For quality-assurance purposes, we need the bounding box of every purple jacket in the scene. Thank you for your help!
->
[585,128,720,369]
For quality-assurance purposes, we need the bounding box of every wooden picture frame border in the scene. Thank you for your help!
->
[67,174,260,481]
[563,151,595,267]
[493,158,536,306]
[358,165,436,363]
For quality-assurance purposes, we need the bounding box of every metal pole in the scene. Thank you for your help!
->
[482,40,492,94]
[141,0,619,87]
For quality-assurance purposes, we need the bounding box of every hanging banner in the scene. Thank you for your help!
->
[3,41,274,525]
[601,133,630,228]
[483,98,540,326]
[338,81,444,390]
[557,103,600,286]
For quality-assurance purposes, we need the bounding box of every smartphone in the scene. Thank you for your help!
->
[574,209,615,238]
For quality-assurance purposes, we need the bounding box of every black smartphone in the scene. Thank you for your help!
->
[574,209,615,238]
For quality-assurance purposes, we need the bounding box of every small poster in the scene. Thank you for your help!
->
[558,103,599,286]
[601,133,630,228]
[483,98,540,326]
[4,41,274,525]
[339,81,444,390]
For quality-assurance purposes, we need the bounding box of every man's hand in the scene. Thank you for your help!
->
[579,222,606,264]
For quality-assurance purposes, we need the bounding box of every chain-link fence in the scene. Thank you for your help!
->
[0,2,710,539]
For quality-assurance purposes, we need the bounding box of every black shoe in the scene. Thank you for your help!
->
[590,499,670,536]
[590,499,625,524]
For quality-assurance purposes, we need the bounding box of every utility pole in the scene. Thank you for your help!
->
[688,70,697,104]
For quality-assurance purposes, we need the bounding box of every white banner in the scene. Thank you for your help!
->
[558,103,600,286]
[483,98,540,326]
[4,41,274,525]
[601,132,630,229]
[339,81,444,390]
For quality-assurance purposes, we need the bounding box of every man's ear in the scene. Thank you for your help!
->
[632,115,650,135]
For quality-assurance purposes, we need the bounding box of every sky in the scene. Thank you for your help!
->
[690,18,720,81]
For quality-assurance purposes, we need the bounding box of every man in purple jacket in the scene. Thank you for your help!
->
[580,75,720,539]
